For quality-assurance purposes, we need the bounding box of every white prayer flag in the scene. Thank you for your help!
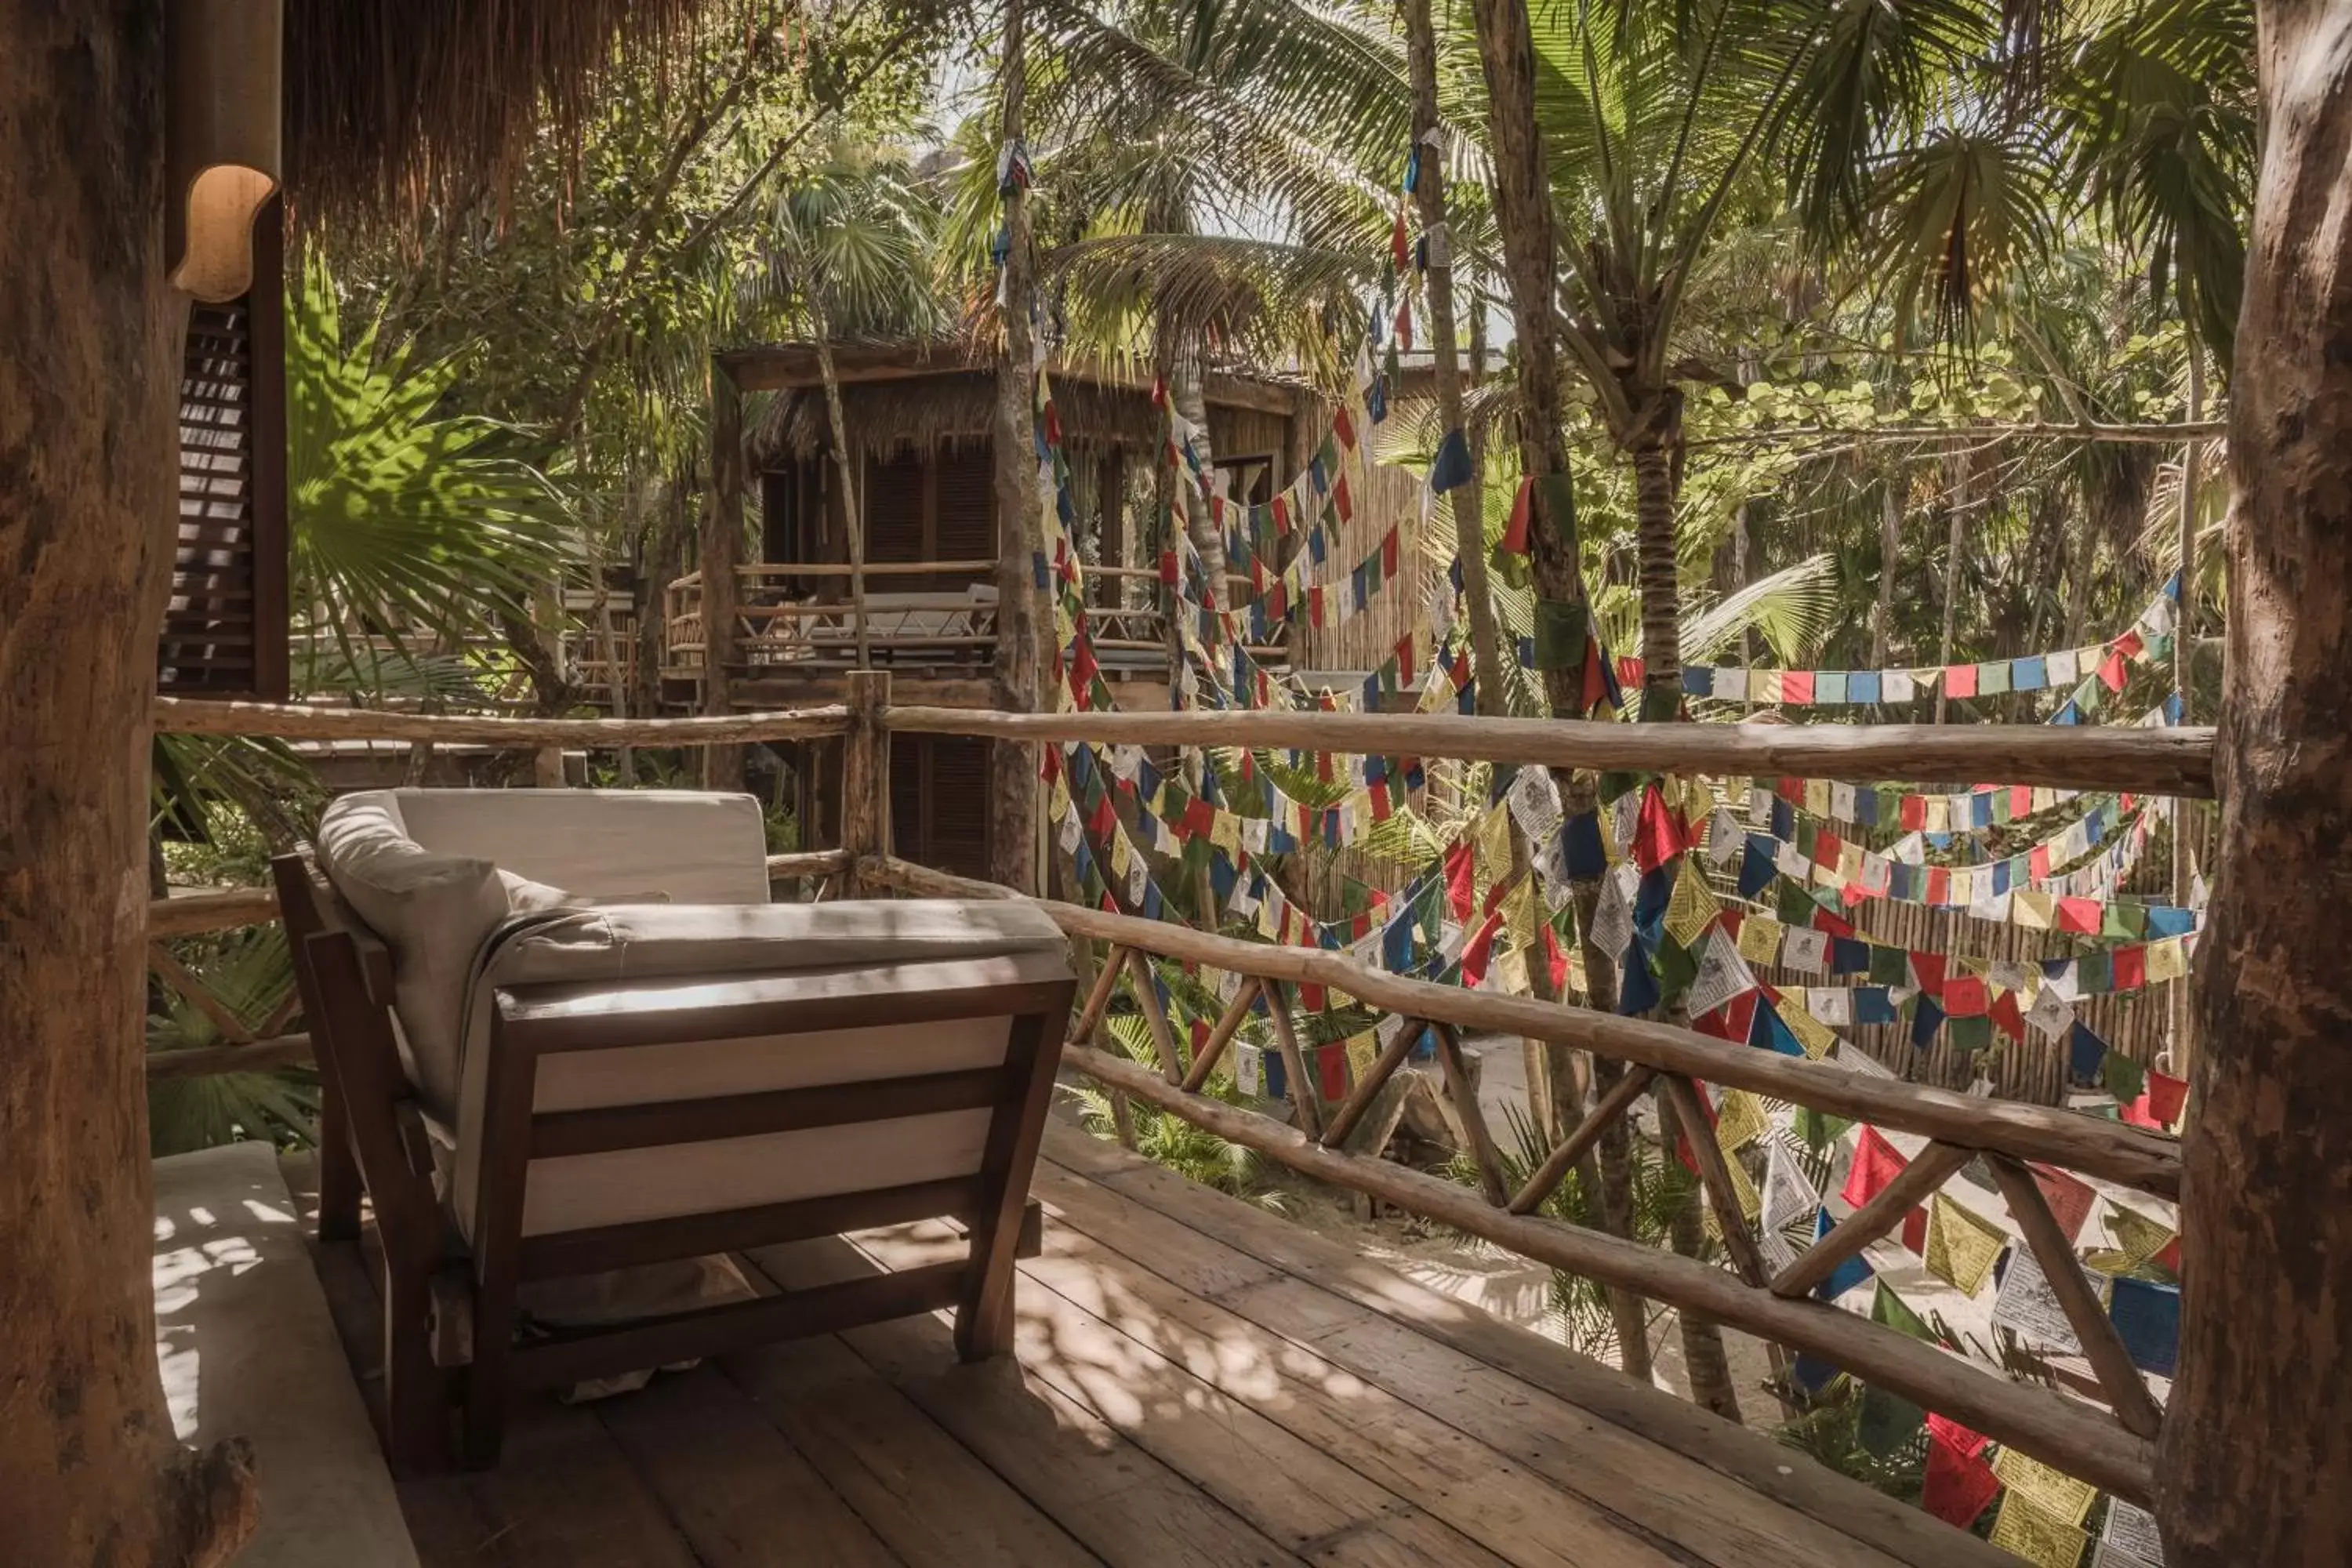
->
[1807,987,1853,1026]
[1882,668,1915,703]
[1687,929,1759,1018]
[1991,1245,2089,1353]
[2027,985,2075,1040]
[1783,927,1831,975]
[2096,1499,2166,1566]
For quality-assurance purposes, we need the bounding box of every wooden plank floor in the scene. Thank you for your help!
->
[306,1121,2013,1568]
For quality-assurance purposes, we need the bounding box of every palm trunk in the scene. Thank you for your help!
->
[1404,0,1504,708]
[1630,437,1681,710]
[2160,9,2352,1559]
[2169,348,2204,1073]
[1,5,257,1559]
[811,307,869,670]
[1871,479,1900,674]
[1171,356,1226,594]
[1933,450,1969,723]
[1470,0,1651,1381]
[1654,1089,1744,1423]
[988,0,1042,894]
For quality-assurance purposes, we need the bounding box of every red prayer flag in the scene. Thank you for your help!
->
[2114,627,2145,660]
[1544,924,1569,993]
[2029,844,2053,880]
[1922,1435,2001,1530]
[2112,944,2147,993]
[1942,975,1988,1018]
[1298,982,1326,1011]
[1780,670,1815,704]
[2010,786,2034,817]
[2057,896,2103,935]
[2145,1068,2189,1125]
[1580,638,1612,715]
[1900,1205,1929,1254]
[2098,648,2130,691]
[1368,780,1392,822]
[1444,840,1475,920]
[1390,205,1410,270]
[1926,865,1951,906]
[1908,952,1947,997]
[1318,1043,1350,1101]
[1461,913,1502,987]
[1944,662,1979,699]
[1501,476,1535,554]
[2156,1232,2183,1277]
[2027,1163,2096,1244]
[1900,794,1927,831]
[1333,405,1356,451]
[1691,993,1760,1045]
[1272,494,1291,534]
[1927,1414,1988,1460]
[1335,472,1354,524]
[1182,797,1215,838]
[1632,784,1686,872]
[1381,528,1399,576]
[1991,989,2026,1041]
[1841,1126,1910,1208]
[1394,296,1413,353]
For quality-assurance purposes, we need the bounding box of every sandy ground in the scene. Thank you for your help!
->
[1279,1033,2176,1432]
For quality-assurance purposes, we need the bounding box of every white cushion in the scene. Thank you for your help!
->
[446,906,1069,1242]
[314,793,507,1112]
[390,789,771,906]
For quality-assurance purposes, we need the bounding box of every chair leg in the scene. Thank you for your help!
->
[460,1275,519,1470]
[953,1258,1018,1363]
[314,1083,363,1243]
[381,1254,447,1475]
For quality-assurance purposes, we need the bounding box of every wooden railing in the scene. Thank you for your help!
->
[143,683,2214,1504]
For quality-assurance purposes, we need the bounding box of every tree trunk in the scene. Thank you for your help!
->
[2160,7,2352,1560]
[1471,0,1651,1381]
[811,308,869,669]
[1871,479,1900,673]
[1630,435,1681,707]
[1404,0,1504,709]
[1652,1093,1744,1423]
[1,5,258,1560]
[1171,356,1226,593]
[701,365,746,789]
[1933,451,1969,723]
[2169,347,2205,1073]
[988,0,1042,894]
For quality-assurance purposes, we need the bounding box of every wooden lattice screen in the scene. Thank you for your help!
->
[159,201,288,701]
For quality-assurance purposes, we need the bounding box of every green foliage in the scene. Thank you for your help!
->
[287,256,567,691]
[147,927,317,1157]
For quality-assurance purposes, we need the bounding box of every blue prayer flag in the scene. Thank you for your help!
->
[2108,1276,2181,1377]
[1813,1208,1875,1300]
[1429,429,1475,494]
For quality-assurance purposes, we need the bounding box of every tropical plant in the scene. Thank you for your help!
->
[286,256,568,695]
[146,927,316,1157]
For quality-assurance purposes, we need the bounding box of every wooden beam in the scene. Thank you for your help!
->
[1062,1040,2156,1504]
[765,848,855,880]
[1181,975,1262,1094]
[1434,1022,1508,1206]
[1123,946,1185,1085]
[144,1033,314,1081]
[839,670,891,893]
[1263,983,1323,1138]
[154,697,849,746]
[1986,1155,2166,1441]
[1658,1075,1771,1287]
[864,855,2183,1197]
[149,884,279,938]
[1509,1065,1656,1214]
[147,943,255,1044]
[1069,942,1128,1045]
[1770,1141,1975,1299]
[882,707,2216,797]
[1319,1018,1424,1149]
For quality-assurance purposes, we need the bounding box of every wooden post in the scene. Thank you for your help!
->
[840,670,891,895]
[2169,350,2203,1079]
[702,362,747,789]
[986,0,1043,895]
[2164,16,2352,1555]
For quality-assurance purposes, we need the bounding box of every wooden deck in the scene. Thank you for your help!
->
[308,1120,2010,1568]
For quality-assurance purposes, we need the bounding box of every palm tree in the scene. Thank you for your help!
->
[748,146,949,667]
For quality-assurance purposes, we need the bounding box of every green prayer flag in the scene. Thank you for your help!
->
[1857,1385,1926,1459]
[1532,598,1588,670]
[1869,945,1911,986]
[1871,1281,1937,1342]
[1534,470,1578,543]
[1776,881,1820,928]
[1653,932,1699,1005]
[1794,1106,1854,1152]
[2102,1047,2147,1105]
[1949,1014,1994,1054]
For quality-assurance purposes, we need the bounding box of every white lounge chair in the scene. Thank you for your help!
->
[273,787,1073,1470]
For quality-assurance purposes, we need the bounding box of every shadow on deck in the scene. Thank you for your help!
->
[270,1118,2007,1567]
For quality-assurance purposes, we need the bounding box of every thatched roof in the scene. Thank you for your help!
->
[285,0,731,219]
[750,370,1170,466]
[733,339,1315,467]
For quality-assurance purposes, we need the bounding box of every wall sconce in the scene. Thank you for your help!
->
[166,0,282,303]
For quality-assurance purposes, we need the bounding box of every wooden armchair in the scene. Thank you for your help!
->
[272,788,1073,1472]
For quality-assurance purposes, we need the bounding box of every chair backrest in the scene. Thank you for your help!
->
[387,789,771,906]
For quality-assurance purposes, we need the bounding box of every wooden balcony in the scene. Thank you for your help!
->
[165,1116,2006,1567]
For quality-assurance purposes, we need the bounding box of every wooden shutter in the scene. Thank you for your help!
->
[933,444,996,568]
[160,202,286,700]
[888,735,993,881]
[862,452,927,564]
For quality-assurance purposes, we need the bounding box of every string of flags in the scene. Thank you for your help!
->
[1681,577,2181,712]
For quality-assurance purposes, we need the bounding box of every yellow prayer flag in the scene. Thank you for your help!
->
[1664,867,1722,949]
[2107,1204,2177,1265]
[1049,778,1072,822]
[1780,1003,1840,1060]
[1737,914,1785,967]
[1682,775,1717,828]
[1991,1448,2099,1526]
[1211,810,1243,855]
[2013,890,2057,930]
[1986,1494,2089,1567]
[1835,842,1865,885]
[1110,831,1134,877]
[1925,797,1951,833]
[1477,807,1515,889]
[1804,778,1832,818]
[1506,880,1540,947]
[1345,1032,1379,1077]
[1924,1193,2007,1297]
[2147,936,2188,982]
[1714,1089,1769,1152]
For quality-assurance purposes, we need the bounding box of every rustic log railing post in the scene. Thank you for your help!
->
[840,670,891,895]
